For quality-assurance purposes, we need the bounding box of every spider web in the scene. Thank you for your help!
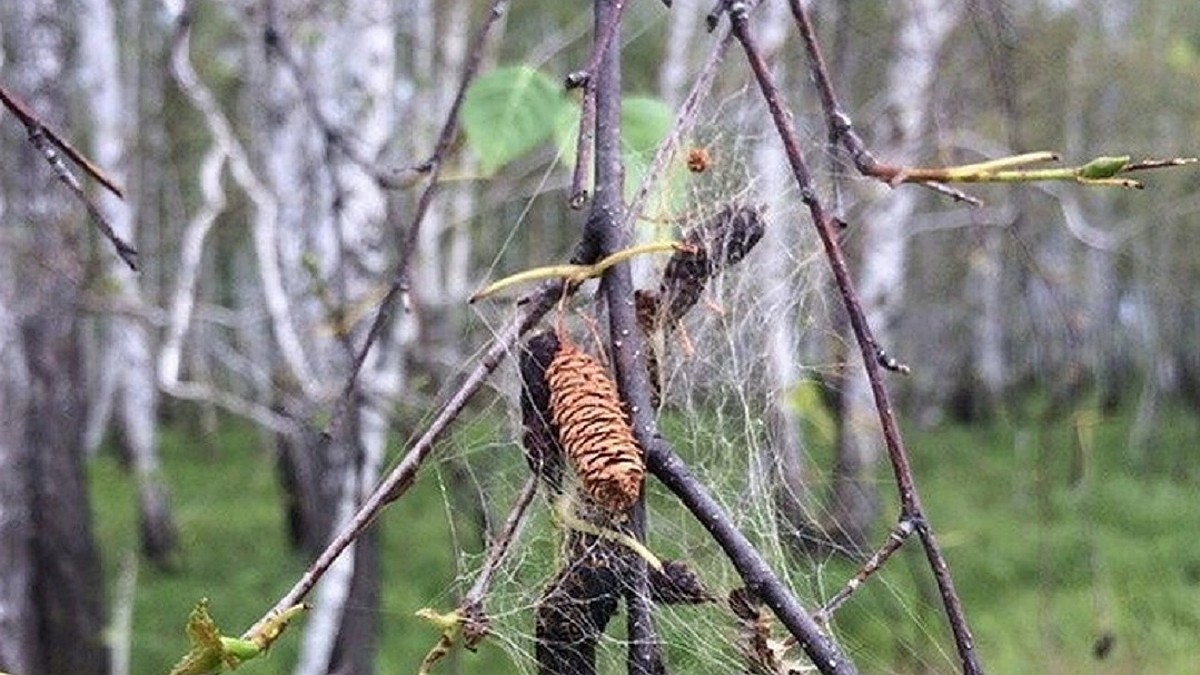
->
[382,79,964,675]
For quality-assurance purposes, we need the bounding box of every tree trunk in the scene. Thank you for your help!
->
[0,2,108,673]
[0,302,38,675]
[833,0,954,552]
[248,2,399,673]
[77,0,178,567]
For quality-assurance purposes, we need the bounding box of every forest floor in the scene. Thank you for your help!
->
[91,400,1200,675]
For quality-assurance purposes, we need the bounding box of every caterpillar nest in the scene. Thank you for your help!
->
[547,340,645,513]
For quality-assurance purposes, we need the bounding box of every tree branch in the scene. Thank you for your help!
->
[645,437,855,675]
[583,1,661,671]
[0,81,137,269]
[566,0,627,208]
[726,4,983,673]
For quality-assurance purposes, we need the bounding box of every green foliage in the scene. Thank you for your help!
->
[788,380,837,448]
[551,95,674,186]
[91,401,1200,673]
[835,404,1200,673]
[168,599,259,675]
[461,64,674,198]
[618,97,674,155]
[90,421,511,675]
[165,599,307,674]
[461,66,566,175]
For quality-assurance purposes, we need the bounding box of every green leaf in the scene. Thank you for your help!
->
[552,95,677,202]
[168,599,235,675]
[167,599,307,675]
[461,66,569,174]
[620,97,673,157]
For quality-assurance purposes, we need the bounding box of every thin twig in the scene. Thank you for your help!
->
[0,81,126,198]
[462,476,540,608]
[787,0,982,205]
[322,0,509,441]
[570,88,598,210]
[785,1,876,174]
[0,82,137,269]
[454,475,540,651]
[410,474,535,673]
[813,519,915,625]
[726,4,983,673]
[567,0,627,208]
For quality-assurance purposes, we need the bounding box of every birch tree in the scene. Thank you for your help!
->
[0,1,107,672]
[77,0,178,567]
[251,3,400,673]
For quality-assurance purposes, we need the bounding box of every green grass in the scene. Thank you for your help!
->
[91,422,484,675]
[90,401,1200,674]
[817,402,1200,674]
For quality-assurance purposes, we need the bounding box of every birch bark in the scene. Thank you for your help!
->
[77,0,178,566]
[250,3,399,674]
[0,1,108,672]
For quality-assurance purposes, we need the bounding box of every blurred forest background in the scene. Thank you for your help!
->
[1,0,1199,674]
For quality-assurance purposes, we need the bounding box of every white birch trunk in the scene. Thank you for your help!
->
[0,299,36,675]
[658,0,703,109]
[77,0,178,565]
[0,1,107,671]
[249,2,398,673]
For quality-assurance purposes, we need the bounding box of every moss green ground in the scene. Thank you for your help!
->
[91,402,1200,674]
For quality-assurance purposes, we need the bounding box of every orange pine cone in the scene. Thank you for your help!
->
[547,341,645,512]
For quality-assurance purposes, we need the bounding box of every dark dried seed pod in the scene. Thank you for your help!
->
[634,289,660,336]
[727,586,763,621]
[536,543,622,674]
[660,203,766,322]
[519,331,565,494]
[547,340,645,512]
[649,559,716,605]
[706,203,766,269]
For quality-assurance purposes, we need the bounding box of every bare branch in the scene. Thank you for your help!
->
[0,81,137,269]
[726,4,983,673]
[814,519,915,625]
[463,476,540,612]
[566,0,627,208]
[0,81,125,198]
